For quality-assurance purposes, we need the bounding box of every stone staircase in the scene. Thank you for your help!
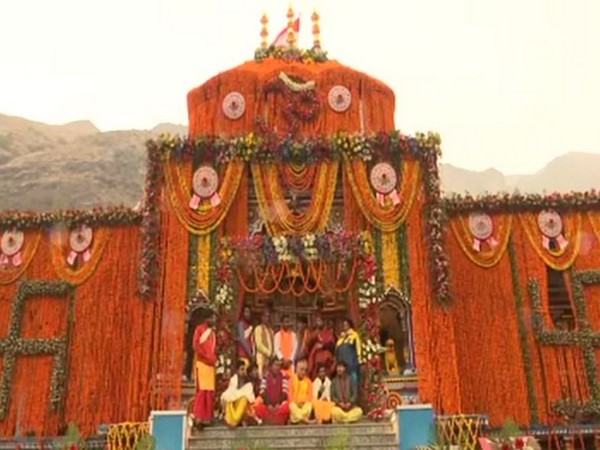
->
[182,379,398,450]
[187,420,398,450]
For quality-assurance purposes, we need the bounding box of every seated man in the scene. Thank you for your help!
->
[289,359,313,424]
[331,361,363,424]
[312,363,334,424]
[221,360,255,428]
[254,358,290,425]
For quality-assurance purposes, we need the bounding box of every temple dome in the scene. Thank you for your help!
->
[187,59,396,138]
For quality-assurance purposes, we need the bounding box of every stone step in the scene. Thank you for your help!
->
[188,421,397,450]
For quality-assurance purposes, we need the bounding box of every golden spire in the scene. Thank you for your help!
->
[311,10,321,49]
[260,12,269,49]
[286,5,297,48]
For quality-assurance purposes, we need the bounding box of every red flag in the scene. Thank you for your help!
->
[271,17,300,48]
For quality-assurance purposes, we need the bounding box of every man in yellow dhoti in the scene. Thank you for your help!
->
[288,360,313,424]
[253,310,275,378]
[221,360,255,428]
[312,364,334,424]
[331,361,363,424]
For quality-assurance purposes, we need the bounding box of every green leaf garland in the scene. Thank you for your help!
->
[528,271,600,419]
[0,280,75,420]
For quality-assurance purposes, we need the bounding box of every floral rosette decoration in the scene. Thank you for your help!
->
[360,338,386,364]
[537,209,568,250]
[370,162,401,206]
[468,212,498,252]
[67,225,94,266]
[214,283,234,310]
[0,229,24,268]
[189,166,221,210]
[300,233,318,260]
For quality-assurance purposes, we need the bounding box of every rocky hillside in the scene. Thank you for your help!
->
[0,113,598,211]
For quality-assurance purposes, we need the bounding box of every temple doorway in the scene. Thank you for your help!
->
[379,288,415,376]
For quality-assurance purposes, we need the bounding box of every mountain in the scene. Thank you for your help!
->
[0,113,599,211]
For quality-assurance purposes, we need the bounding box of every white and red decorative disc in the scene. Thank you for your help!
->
[69,226,93,253]
[370,163,398,195]
[327,85,352,112]
[192,166,219,198]
[222,92,246,120]
[538,210,563,238]
[468,212,494,241]
[1,230,24,257]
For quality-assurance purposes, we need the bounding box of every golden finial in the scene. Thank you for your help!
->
[260,13,269,49]
[286,5,296,48]
[311,10,321,49]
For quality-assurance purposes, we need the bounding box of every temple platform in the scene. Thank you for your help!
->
[188,419,398,450]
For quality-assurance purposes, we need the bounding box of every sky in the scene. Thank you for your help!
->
[1,0,599,174]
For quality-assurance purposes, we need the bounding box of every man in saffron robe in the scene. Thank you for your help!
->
[237,305,254,369]
[254,310,275,378]
[289,359,313,424]
[192,308,217,428]
[254,359,290,425]
[274,314,298,378]
[221,360,255,428]
[306,313,335,378]
[331,361,363,424]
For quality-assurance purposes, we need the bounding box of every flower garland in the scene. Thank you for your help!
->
[443,191,600,216]
[254,46,328,63]
[154,131,441,165]
[0,207,140,230]
[264,74,320,134]
[138,139,165,300]
[0,280,75,419]
[528,272,600,419]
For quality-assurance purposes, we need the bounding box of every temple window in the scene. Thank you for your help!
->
[546,266,575,329]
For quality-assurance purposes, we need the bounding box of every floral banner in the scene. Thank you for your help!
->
[519,212,581,271]
[344,159,420,232]
[50,227,112,285]
[0,230,42,285]
[450,214,513,268]
[164,151,245,235]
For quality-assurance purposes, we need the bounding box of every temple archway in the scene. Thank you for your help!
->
[378,287,415,376]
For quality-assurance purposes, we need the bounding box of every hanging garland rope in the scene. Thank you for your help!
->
[0,230,42,285]
[50,228,112,285]
[279,162,317,192]
[450,215,513,268]
[251,161,338,235]
[519,213,582,271]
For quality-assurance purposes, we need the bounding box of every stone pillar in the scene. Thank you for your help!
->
[150,410,187,450]
[396,404,434,450]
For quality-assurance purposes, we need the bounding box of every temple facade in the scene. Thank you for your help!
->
[0,10,599,442]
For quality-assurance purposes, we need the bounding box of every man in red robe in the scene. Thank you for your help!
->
[307,313,335,378]
[254,359,290,425]
[192,308,217,428]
